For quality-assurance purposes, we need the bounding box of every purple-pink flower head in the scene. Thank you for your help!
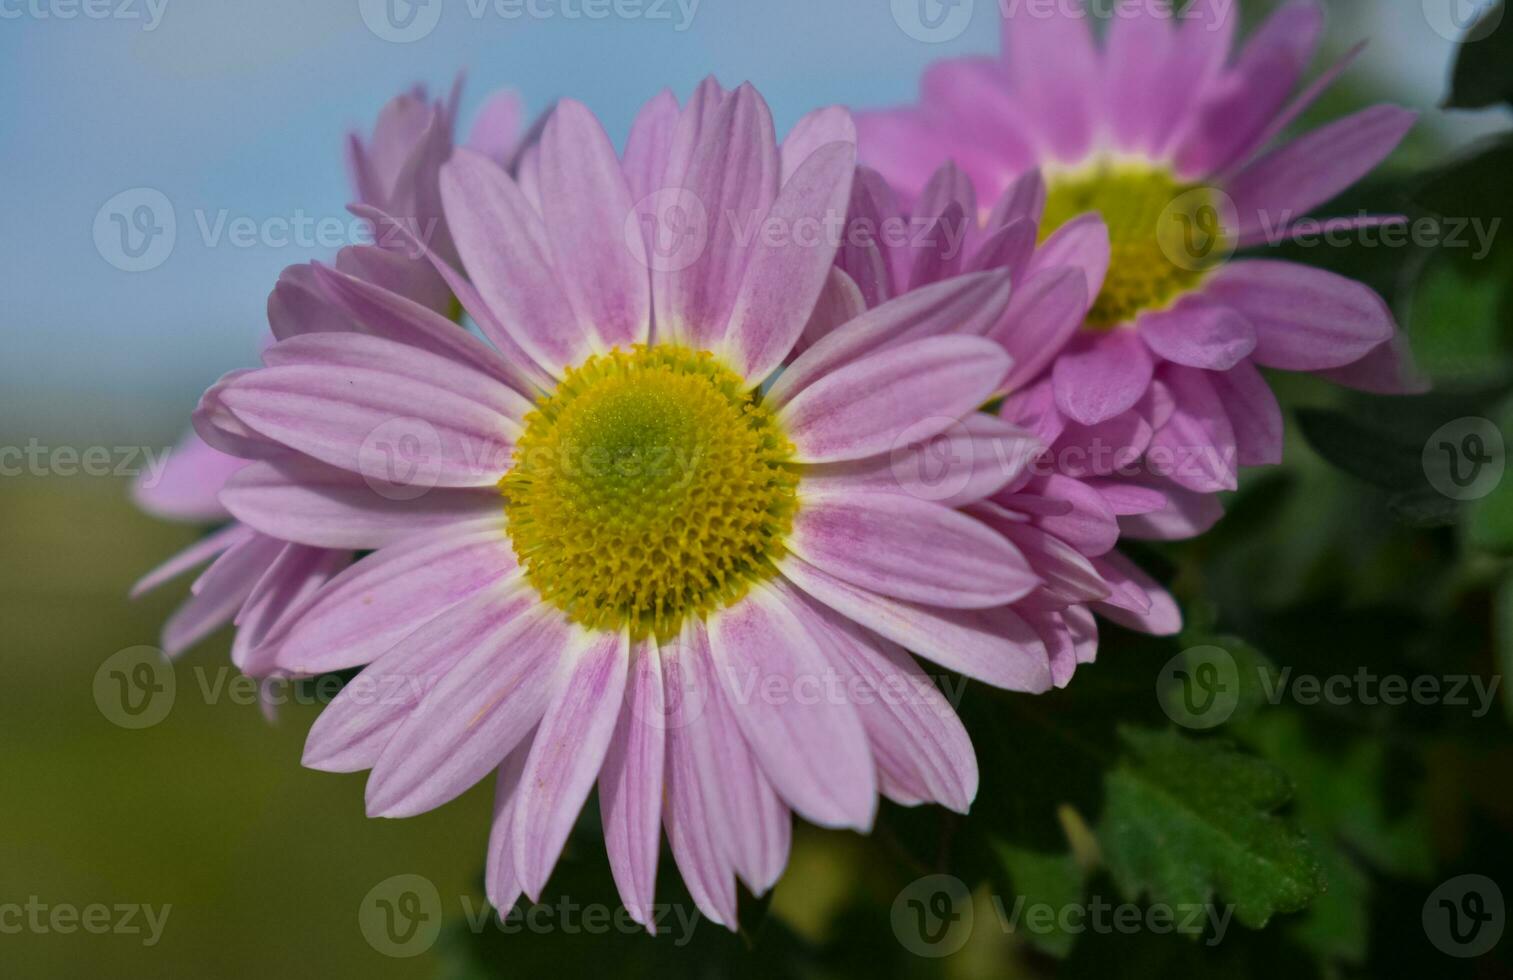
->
[858,0,1424,453]
[194,80,1098,932]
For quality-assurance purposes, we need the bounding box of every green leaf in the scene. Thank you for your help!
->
[1403,243,1513,385]
[1446,1,1513,110]
[1467,398,1513,551]
[1098,727,1326,931]
[1295,408,1425,491]
[989,841,1086,958]
[1498,576,1513,721]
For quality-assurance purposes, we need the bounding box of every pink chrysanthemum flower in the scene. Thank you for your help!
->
[828,158,1226,532]
[858,0,1424,462]
[345,78,526,315]
[202,81,1074,930]
[799,161,1183,683]
[133,82,522,666]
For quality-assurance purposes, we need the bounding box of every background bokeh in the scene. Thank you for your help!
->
[3,1,1513,977]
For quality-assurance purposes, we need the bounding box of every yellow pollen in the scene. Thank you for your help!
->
[1040,162,1229,329]
[501,344,799,641]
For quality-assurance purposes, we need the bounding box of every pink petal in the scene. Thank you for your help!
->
[778,556,1053,693]
[706,581,876,830]
[221,456,500,550]
[1050,410,1153,480]
[253,518,514,676]
[333,244,450,318]
[1148,365,1239,493]
[1174,0,1325,177]
[484,739,534,916]
[539,100,651,350]
[1205,261,1396,371]
[767,270,1014,408]
[364,601,567,817]
[1053,330,1155,426]
[1208,359,1283,466]
[1091,553,1182,635]
[622,88,680,200]
[131,524,251,600]
[1118,481,1225,541]
[1317,333,1429,395]
[820,618,977,812]
[727,141,856,383]
[311,261,540,397]
[663,623,790,895]
[299,588,530,774]
[780,106,856,184]
[916,59,1038,196]
[1002,0,1101,162]
[513,628,630,901]
[1228,105,1417,245]
[979,512,1111,605]
[440,148,586,374]
[798,412,1039,509]
[348,202,556,394]
[132,431,243,523]
[1152,0,1238,154]
[796,267,867,354]
[790,492,1037,608]
[1021,474,1120,557]
[968,217,1039,284]
[1137,296,1257,370]
[162,533,285,657]
[268,263,356,340]
[661,619,739,927]
[218,361,518,489]
[1027,213,1110,306]
[780,336,1010,463]
[193,369,285,460]
[599,641,665,930]
[654,83,779,351]
[985,170,1047,230]
[467,90,525,168]
[231,543,348,670]
[854,109,960,206]
[1104,0,1173,154]
[992,267,1090,391]
[835,166,903,308]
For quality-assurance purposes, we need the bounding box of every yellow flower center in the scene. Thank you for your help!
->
[1040,162,1229,329]
[501,345,799,641]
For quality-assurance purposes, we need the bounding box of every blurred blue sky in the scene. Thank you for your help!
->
[0,0,1497,441]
